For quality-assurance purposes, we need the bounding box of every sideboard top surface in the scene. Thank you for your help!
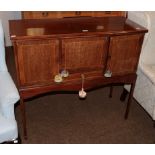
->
[9,17,148,40]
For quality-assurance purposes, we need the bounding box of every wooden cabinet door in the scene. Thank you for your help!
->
[16,39,59,87]
[61,37,108,75]
[106,34,144,76]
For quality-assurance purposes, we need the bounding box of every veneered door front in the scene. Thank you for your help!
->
[106,34,144,76]
[16,39,59,87]
[61,37,108,76]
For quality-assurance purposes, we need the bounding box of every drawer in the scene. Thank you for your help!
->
[60,11,93,17]
[22,11,60,19]
[22,11,126,19]
[92,11,126,17]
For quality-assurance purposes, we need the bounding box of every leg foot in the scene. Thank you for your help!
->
[120,88,128,102]
[20,99,27,140]
[1,137,20,144]
[153,121,155,128]
[124,82,135,119]
[109,86,113,98]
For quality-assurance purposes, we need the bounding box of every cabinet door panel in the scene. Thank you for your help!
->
[61,37,108,74]
[107,34,143,76]
[16,39,59,86]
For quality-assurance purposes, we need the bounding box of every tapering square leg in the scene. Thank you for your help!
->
[124,82,136,119]
[109,86,113,98]
[120,88,128,101]
[20,99,27,140]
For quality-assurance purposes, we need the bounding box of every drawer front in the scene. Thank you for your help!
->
[22,11,60,19]
[92,11,126,17]
[59,11,93,18]
[22,11,126,19]
[22,11,93,19]
[16,39,59,87]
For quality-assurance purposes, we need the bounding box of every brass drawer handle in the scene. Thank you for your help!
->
[79,74,87,98]
[104,70,112,78]
[54,74,63,83]
[105,11,111,14]
[75,11,81,15]
[42,12,49,17]
[60,70,69,78]
[54,70,69,83]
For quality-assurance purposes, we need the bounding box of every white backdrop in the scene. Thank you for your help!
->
[0,11,21,46]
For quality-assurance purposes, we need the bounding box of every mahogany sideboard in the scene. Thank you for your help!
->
[9,16,148,139]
